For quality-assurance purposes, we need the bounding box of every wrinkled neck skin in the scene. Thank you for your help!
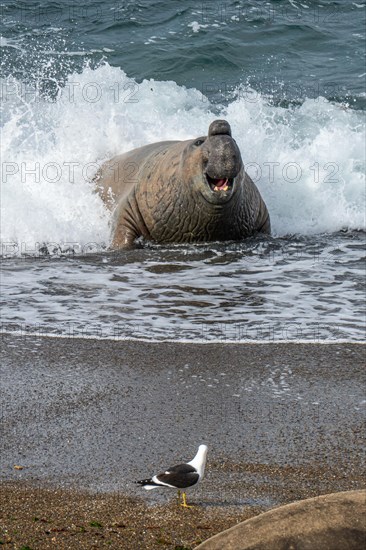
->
[135,138,258,244]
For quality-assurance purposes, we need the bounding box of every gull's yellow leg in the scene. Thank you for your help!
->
[180,491,192,508]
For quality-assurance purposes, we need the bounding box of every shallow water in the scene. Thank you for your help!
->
[1,232,365,341]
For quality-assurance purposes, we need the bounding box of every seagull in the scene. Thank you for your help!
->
[136,444,208,507]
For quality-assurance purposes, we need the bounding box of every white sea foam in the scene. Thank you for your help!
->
[1,63,365,252]
[0,36,23,50]
[0,327,361,345]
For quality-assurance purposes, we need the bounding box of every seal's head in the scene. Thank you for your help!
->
[182,120,242,205]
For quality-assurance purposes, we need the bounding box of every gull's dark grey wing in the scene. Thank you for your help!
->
[167,464,197,474]
[156,463,199,488]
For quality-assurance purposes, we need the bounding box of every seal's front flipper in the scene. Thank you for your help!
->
[110,225,138,250]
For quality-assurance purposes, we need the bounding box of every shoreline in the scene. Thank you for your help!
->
[1,328,364,345]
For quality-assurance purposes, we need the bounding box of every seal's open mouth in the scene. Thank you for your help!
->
[205,174,234,193]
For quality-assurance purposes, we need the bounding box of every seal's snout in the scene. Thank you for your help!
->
[198,119,242,204]
[208,120,232,137]
[205,120,241,183]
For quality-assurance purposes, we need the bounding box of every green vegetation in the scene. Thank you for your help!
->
[89,520,103,528]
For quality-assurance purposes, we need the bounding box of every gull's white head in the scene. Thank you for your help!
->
[189,444,208,478]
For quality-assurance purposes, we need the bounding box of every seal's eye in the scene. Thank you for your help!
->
[194,138,205,147]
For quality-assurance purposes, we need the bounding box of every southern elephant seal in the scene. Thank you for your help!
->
[95,120,270,249]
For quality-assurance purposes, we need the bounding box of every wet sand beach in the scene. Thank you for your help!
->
[1,335,365,548]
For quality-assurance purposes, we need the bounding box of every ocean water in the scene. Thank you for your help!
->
[0,0,365,342]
